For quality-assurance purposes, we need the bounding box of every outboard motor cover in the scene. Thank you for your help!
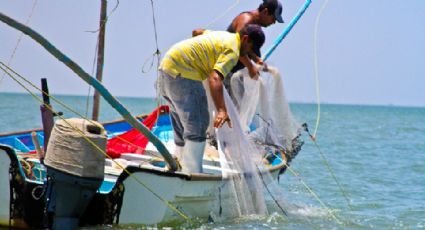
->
[44,118,106,230]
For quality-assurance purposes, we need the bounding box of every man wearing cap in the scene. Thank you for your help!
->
[158,24,265,173]
[226,0,284,80]
[193,0,283,80]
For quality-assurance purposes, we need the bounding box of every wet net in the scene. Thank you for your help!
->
[205,65,301,218]
[230,66,299,151]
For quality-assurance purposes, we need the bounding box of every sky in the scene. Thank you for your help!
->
[0,0,424,107]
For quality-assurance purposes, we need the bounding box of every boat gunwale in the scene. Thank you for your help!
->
[121,161,286,182]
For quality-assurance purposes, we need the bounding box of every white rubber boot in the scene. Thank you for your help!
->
[180,140,206,173]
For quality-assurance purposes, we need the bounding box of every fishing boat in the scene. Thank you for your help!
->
[0,1,311,228]
[0,99,303,228]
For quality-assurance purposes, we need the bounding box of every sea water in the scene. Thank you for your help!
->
[0,93,424,229]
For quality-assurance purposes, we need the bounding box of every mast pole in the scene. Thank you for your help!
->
[92,0,107,121]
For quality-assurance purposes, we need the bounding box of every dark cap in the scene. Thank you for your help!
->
[262,0,284,23]
[240,24,265,55]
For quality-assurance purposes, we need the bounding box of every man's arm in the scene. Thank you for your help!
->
[232,13,265,78]
[208,70,232,128]
[250,52,268,72]
[240,54,260,80]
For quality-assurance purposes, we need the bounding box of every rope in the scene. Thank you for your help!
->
[86,0,119,120]
[271,151,344,225]
[302,123,353,211]
[146,0,166,121]
[312,140,354,211]
[141,0,161,75]
[0,0,38,89]
[0,62,191,222]
[150,0,160,60]
[309,0,355,212]
[203,0,240,29]
[312,0,331,139]
[143,0,239,73]
[85,0,120,33]
[256,165,288,217]
[86,34,98,118]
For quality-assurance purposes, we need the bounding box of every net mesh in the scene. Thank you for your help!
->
[231,66,300,151]
[204,65,300,218]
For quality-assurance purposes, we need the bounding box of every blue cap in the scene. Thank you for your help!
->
[263,0,284,23]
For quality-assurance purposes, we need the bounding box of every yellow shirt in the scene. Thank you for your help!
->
[159,31,241,81]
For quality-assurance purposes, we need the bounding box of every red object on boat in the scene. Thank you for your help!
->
[106,105,169,158]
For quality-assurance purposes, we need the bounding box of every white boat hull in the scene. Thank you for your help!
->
[0,144,287,228]
[115,161,282,225]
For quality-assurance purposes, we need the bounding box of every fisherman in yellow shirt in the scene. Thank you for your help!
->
[158,24,265,173]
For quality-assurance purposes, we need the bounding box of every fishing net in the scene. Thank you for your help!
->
[230,66,299,151]
[204,65,300,218]
[204,81,268,217]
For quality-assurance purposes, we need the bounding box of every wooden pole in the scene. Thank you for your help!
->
[40,78,54,152]
[92,0,107,121]
[0,12,178,171]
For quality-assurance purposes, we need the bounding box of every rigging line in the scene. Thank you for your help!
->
[0,61,151,154]
[141,51,156,74]
[256,165,288,217]
[304,124,353,211]
[86,0,111,119]
[86,32,99,118]
[86,0,120,33]
[150,0,160,56]
[0,63,191,223]
[141,0,161,74]
[270,150,344,225]
[148,0,165,121]
[309,0,354,214]
[310,0,353,211]
[312,0,331,139]
[85,82,93,118]
[204,0,240,29]
[286,164,343,225]
[302,123,354,211]
[313,140,354,211]
[0,0,38,87]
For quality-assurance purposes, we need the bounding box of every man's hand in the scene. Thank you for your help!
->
[214,111,232,128]
[255,57,268,72]
[209,70,231,128]
[247,64,260,80]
